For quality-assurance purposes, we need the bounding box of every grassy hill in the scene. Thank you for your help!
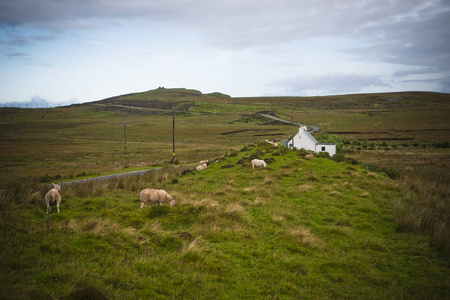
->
[1,143,448,299]
[0,88,449,298]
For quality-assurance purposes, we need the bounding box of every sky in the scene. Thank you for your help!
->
[1,0,449,107]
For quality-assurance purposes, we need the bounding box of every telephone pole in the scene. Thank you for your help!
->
[123,124,128,152]
[172,106,175,162]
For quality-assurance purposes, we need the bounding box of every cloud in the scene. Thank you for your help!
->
[1,0,449,98]
[392,68,439,78]
[341,4,450,75]
[5,52,28,58]
[2,1,448,61]
[0,34,30,46]
[273,73,391,96]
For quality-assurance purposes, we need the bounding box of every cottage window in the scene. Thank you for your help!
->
[321,146,326,151]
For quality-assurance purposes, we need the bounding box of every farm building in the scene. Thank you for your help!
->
[287,125,336,156]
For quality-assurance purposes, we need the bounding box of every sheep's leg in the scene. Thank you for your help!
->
[57,203,60,213]
[140,202,145,208]
[46,204,50,214]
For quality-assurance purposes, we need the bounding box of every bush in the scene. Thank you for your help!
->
[221,164,234,169]
[264,157,276,164]
[315,152,330,158]
[237,157,251,165]
[249,150,264,160]
[226,150,239,158]
[365,164,400,179]
[316,134,344,152]
[296,148,309,158]
[434,141,449,148]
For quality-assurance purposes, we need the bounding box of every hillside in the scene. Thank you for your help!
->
[0,143,449,299]
[94,88,449,111]
[93,88,232,111]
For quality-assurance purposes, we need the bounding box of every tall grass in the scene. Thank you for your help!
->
[0,166,189,219]
[1,143,449,299]
[395,171,450,252]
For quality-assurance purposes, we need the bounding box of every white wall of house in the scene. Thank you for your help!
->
[315,144,336,156]
[288,125,336,156]
[290,126,317,151]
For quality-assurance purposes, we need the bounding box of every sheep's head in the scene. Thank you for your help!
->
[53,184,61,191]
[169,197,175,207]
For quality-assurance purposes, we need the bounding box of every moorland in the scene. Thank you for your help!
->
[0,88,449,299]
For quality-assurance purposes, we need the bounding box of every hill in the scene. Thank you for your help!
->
[95,88,449,111]
[93,88,232,111]
[1,143,448,299]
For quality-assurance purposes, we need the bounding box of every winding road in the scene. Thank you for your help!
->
[57,165,194,187]
[259,114,319,133]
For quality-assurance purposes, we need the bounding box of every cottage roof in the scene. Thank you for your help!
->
[304,129,319,144]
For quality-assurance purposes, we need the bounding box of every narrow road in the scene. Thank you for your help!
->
[58,165,194,186]
[259,114,319,133]
[92,103,173,112]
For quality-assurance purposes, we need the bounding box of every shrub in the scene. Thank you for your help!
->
[365,164,400,179]
[315,152,330,158]
[296,148,309,158]
[434,141,449,148]
[226,150,239,158]
[317,134,344,152]
[249,150,264,160]
[237,156,251,165]
[221,164,234,169]
[264,157,276,164]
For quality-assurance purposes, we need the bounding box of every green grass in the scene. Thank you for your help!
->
[1,143,448,299]
[0,89,449,298]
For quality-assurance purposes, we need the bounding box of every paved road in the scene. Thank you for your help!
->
[259,114,319,133]
[92,103,173,112]
[58,166,193,186]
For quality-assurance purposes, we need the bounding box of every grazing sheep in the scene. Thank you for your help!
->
[251,159,267,169]
[140,188,175,208]
[265,140,279,147]
[196,163,207,170]
[45,184,61,213]
[199,160,209,165]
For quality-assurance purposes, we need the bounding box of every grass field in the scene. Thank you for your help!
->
[0,88,449,299]
[1,143,449,299]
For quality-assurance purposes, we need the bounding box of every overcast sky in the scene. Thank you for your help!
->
[1,0,449,106]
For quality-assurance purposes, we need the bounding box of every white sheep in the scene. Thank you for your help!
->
[140,188,175,208]
[45,184,61,213]
[265,139,279,147]
[196,163,207,170]
[251,159,267,168]
[199,160,209,165]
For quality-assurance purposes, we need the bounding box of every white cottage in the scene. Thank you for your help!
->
[287,125,336,156]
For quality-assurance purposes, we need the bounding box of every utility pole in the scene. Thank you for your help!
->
[181,121,184,142]
[172,106,175,162]
[291,116,294,149]
[123,124,128,152]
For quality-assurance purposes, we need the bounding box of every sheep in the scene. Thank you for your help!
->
[251,159,267,169]
[199,160,209,165]
[265,140,279,147]
[140,188,175,208]
[45,184,61,213]
[196,163,207,170]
